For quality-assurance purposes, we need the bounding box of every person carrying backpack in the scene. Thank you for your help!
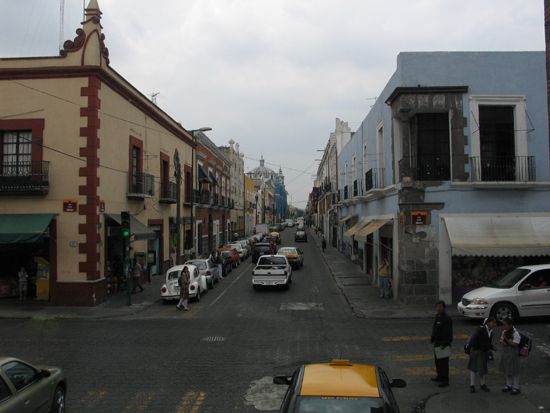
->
[467,317,497,393]
[499,317,521,395]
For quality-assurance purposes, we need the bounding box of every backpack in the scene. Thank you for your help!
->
[517,330,532,357]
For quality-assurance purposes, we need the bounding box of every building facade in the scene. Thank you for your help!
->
[247,156,280,226]
[244,175,256,235]
[219,140,245,238]
[0,1,194,305]
[336,52,550,305]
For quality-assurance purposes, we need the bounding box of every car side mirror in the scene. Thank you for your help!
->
[519,283,532,291]
[389,378,406,388]
[273,375,293,385]
[40,369,51,379]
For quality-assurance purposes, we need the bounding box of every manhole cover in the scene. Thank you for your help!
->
[201,336,226,342]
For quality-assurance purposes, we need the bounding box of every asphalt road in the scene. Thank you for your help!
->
[2,229,550,412]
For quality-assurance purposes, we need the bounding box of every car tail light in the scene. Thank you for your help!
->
[190,285,196,291]
[161,286,167,293]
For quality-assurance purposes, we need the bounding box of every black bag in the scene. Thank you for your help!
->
[518,331,532,357]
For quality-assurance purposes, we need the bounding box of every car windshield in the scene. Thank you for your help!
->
[186,261,207,270]
[295,396,383,412]
[278,248,296,254]
[488,268,530,289]
[255,245,271,252]
[258,256,286,266]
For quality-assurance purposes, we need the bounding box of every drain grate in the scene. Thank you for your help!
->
[201,336,226,342]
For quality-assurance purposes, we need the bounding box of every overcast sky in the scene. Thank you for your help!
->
[0,0,545,207]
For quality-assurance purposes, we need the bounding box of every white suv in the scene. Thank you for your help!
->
[457,264,550,322]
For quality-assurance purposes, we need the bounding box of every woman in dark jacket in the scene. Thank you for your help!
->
[467,317,497,392]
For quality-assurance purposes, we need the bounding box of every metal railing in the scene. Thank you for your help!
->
[470,156,535,182]
[365,168,385,191]
[403,156,450,181]
[129,172,155,197]
[159,181,177,203]
[0,161,49,194]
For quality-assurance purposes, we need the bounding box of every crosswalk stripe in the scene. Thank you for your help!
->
[382,334,469,342]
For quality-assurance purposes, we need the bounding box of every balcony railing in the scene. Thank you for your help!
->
[0,161,49,194]
[365,168,385,192]
[128,172,155,198]
[213,194,219,206]
[199,190,211,205]
[470,156,535,182]
[403,156,450,181]
[159,181,177,204]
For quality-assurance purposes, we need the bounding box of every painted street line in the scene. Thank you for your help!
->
[280,302,325,311]
[536,343,550,358]
[176,391,206,413]
[123,391,154,413]
[382,334,469,342]
[210,263,252,307]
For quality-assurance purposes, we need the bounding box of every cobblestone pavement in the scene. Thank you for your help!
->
[1,229,549,412]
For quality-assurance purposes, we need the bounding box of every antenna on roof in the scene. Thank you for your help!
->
[59,0,65,52]
[150,92,160,105]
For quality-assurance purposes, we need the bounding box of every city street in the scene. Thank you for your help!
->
[2,228,550,412]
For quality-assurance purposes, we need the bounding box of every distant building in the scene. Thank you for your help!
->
[219,140,245,237]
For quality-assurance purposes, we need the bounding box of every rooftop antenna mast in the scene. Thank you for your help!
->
[58,0,65,52]
[150,92,160,105]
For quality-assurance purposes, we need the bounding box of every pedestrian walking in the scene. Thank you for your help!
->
[18,266,28,302]
[499,317,521,395]
[467,317,497,392]
[431,300,453,387]
[176,266,191,311]
[378,258,391,299]
[131,257,144,293]
[321,236,327,253]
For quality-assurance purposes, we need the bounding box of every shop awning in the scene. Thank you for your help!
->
[343,218,370,240]
[104,213,157,241]
[198,165,209,182]
[443,215,550,257]
[209,171,218,185]
[0,213,55,244]
[355,218,392,242]
[339,215,352,224]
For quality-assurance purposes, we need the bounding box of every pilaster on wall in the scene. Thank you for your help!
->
[78,76,101,279]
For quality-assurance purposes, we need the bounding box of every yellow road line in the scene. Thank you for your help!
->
[382,334,469,342]
[396,353,468,362]
[176,391,206,413]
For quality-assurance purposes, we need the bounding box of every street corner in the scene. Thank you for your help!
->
[244,376,287,412]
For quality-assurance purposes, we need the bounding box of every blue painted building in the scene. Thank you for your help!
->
[274,167,288,222]
[337,52,550,305]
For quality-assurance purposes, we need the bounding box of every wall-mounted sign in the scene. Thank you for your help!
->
[411,211,429,225]
[99,201,105,212]
[63,200,78,212]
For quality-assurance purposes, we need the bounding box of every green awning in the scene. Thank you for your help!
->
[0,213,55,244]
[104,213,157,240]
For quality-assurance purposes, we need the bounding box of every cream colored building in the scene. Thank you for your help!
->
[219,140,245,238]
[0,1,194,305]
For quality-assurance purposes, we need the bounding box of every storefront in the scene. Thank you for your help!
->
[0,214,56,301]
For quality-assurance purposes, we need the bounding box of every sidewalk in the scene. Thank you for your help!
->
[310,230,456,319]
[0,274,163,320]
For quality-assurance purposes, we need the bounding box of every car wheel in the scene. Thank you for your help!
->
[491,302,517,323]
[51,385,65,413]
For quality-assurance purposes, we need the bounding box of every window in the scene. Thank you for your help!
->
[185,171,192,203]
[1,361,38,391]
[411,113,450,180]
[1,130,32,175]
[0,376,11,402]
[521,270,550,290]
[131,145,140,191]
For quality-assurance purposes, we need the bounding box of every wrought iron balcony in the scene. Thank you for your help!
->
[0,161,49,195]
[470,156,535,182]
[365,168,385,192]
[128,172,155,199]
[402,156,450,181]
[159,181,177,204]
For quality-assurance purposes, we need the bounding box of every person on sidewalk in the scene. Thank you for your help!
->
[17,266,28,303]
[321,236,327,253]
[131,257,144,294]
[499,317,521,395]
[176,266,191,311]
[378,258,391,299]
[431,300,453,387]
[467,317,497,393]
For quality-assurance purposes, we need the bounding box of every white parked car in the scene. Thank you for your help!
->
[161,264,208,302]
[252,255,292,290]
[228,243,246,261]
[236,240,250,257]
[457,264,550,322]
[184,258,220,288]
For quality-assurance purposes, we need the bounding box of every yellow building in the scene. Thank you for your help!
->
[244,175,256,235]
[0,1,194,305]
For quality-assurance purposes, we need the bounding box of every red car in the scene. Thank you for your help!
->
[219,247,240,269]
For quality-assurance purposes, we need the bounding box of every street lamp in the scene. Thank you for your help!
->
[186,127,212,260]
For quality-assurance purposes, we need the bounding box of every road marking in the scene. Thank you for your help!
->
[382,334,469,342]
[176,391,206,413]
[210,263,252,306]
[401,366,465,377]
[396,353,468,362]
[81,389,109,408]
[280,302,324,311]
[123,391,154,413]
[201,336,226,342]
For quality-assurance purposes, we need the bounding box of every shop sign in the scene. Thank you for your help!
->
[63,200,78,212]
[411,211,428,225]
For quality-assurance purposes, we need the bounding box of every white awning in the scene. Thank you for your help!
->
[443,215,550,257]
[343,219,370,240]
[355,219,392,242]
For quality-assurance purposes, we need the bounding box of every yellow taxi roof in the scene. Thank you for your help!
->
[300,360,379,398]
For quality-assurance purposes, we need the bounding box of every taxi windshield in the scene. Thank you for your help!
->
[278,248,296,254]
[295,396,383,412]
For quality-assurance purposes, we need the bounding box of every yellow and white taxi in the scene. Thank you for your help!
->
[274,359,406,413]
[277,247,304,269]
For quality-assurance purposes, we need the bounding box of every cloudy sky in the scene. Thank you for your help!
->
[0,0,545,207]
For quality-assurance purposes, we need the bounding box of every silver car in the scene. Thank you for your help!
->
[0,357,66,413]
[184,258,220,289]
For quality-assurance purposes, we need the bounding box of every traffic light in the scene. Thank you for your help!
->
[121,211,131,238]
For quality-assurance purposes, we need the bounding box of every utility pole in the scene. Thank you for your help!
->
[174,149,182,264]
